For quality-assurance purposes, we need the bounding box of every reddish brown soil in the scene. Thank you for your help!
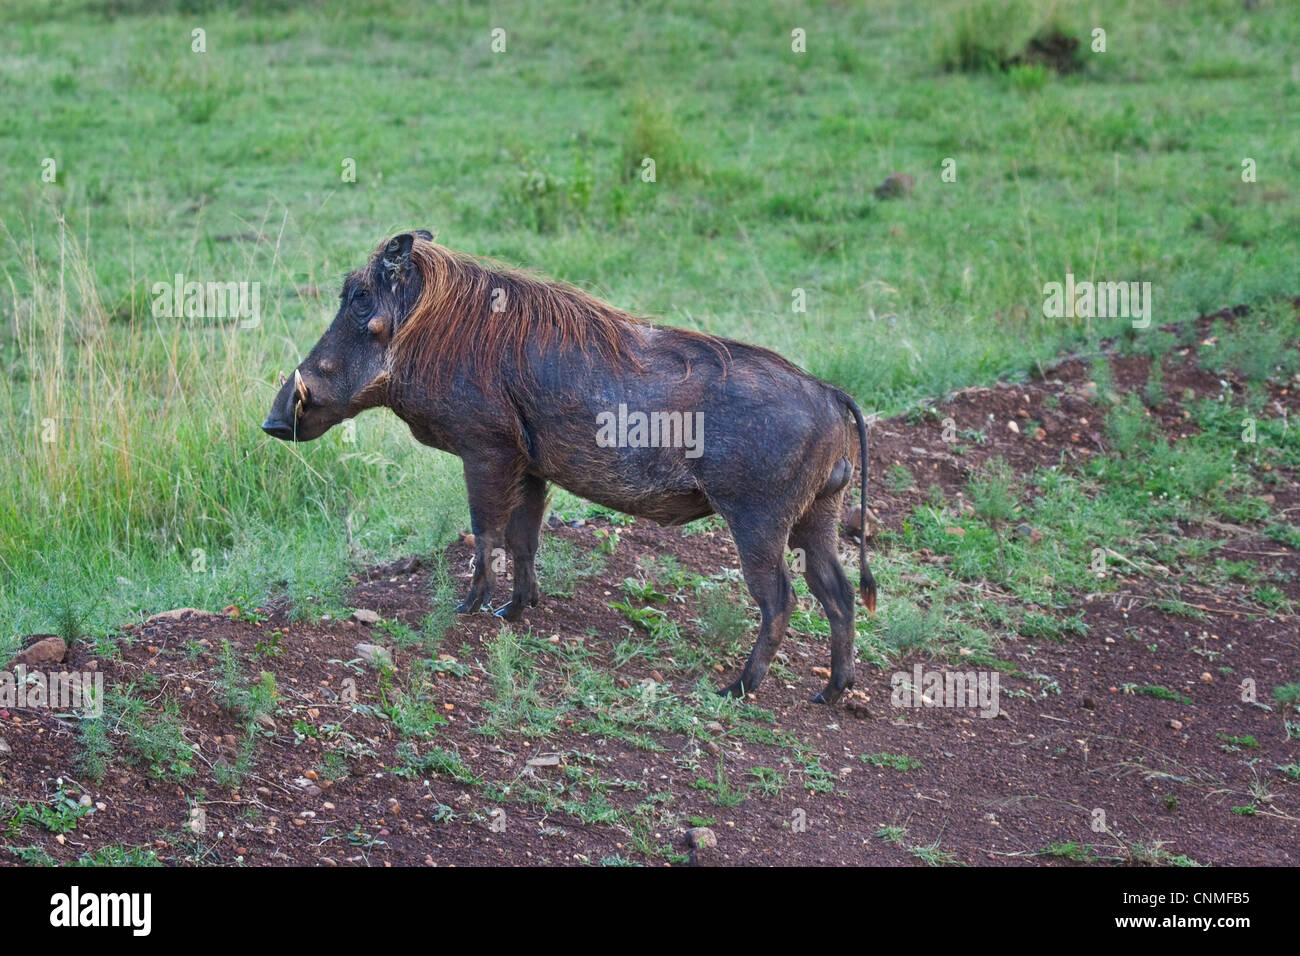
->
[2,308,1297,867]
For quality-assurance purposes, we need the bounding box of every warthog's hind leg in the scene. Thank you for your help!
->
[716,513,796,699]
[790,498,857,705]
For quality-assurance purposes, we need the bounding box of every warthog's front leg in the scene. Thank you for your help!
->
[455,454,523,614]
[494,472,547,621]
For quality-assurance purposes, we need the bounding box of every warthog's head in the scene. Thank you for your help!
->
[262,230,431,442]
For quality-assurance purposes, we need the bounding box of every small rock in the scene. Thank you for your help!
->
[1168,719,1183,731]
[10,635,67,668]
[1007,420,1020,434]
[526,754,562,768]
[0,738,9,754]
[1200,672,1213,683]
[78,794,92,808]
[685,827,717,850]
[354,643,392,667]
[704,721,726,734]
[843,504,863,536]
[144,608,221,625]
[873,172,914,200]
[1080,382,1099,401]
[352,608,381,625]
[845,698,873,718]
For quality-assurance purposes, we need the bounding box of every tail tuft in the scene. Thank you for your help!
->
[860,569,878,614]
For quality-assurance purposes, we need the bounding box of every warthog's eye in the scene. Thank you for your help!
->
[350,287,373,319]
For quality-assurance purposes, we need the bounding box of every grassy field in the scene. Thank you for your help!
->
[1,0,1297,652]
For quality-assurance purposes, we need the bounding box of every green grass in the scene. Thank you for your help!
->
[1125,684,1193,706]
[860,752,923,772]
[1,0,1298,652]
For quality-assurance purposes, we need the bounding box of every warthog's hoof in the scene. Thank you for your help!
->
[811,680,852,706]
[454,598,482,614]
[717,679,747,699]
[492,601,525,621]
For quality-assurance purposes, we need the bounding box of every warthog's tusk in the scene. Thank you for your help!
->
[293,369,308,420]
[279,371,287,387]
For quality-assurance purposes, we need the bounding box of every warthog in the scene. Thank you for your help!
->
[263,232,877,703]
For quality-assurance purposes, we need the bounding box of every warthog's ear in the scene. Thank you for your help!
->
[380,233,419,289]
[415,229,433,241]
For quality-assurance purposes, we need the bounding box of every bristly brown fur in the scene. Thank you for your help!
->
[388,238,655,399]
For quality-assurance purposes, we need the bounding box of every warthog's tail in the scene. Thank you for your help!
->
[834,388,877,613]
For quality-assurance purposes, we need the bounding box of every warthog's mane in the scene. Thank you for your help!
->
[388,238,674,399]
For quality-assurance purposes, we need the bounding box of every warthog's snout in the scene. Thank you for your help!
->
[261,369,313,440]
[260,414,295,439]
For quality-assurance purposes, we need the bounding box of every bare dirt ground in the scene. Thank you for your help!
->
[3,308,1298,866]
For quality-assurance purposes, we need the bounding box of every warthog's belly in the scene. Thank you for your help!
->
[549,478,713,526]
